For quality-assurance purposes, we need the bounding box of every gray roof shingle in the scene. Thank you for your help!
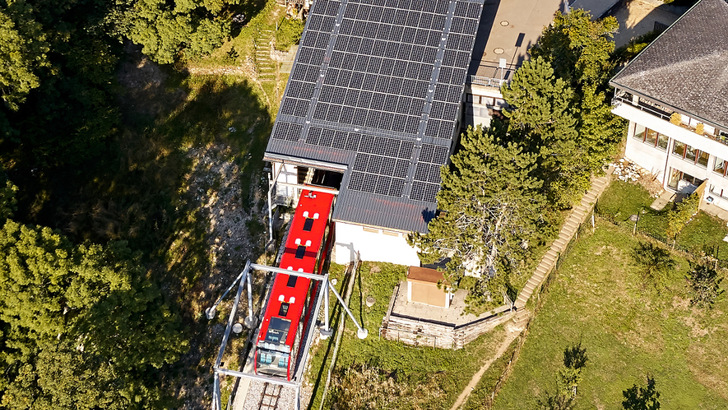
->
[610,0,728,129]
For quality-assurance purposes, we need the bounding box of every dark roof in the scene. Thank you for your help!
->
[265,0,485,233]
[610,0,728,129]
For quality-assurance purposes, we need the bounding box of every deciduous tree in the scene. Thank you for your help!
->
[622,376,660,410]
[0,220,188,407]
[686,261,724,308]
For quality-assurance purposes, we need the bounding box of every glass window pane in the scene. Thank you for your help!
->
[697,151,709,167]
[645,129,657,145]
[685,145,697,162]
[667,168,681,189]
[672,141,686,157]
[714,158,726,174]
[657,134,669,150]
[634,123,646,140]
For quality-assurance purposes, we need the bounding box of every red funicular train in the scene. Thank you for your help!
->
[254,189,335,380]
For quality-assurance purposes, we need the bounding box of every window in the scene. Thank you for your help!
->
[278,356,288,368]
[672,140,709,167]
[672,141,686,157]
[697,151,709,168]
[645,129,658,146]
[633,125,667,150]
[685,145,697,162]
[714,157,727,176]
[279,302,290,317]
[287,275,298,287]
[303,218,314,231]
[466,93,473,103]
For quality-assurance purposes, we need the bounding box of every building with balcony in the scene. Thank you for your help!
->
[610,0,728,209]
[464,0,564,127]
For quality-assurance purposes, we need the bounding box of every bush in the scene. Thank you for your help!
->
[275,18,304,51]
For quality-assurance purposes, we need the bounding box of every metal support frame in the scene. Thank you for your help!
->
[209,261,368,410]
[267,163,284,243]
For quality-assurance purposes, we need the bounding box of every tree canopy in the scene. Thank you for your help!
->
[0,219,188,407]
[409,123,545,308]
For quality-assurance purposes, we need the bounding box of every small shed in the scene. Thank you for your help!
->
[406,266,451,308]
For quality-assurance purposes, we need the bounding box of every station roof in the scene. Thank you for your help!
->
[265,0,485,233]
[468,0,562,81]
[610,0,728,130]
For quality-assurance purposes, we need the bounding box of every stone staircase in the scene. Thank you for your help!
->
[514,172,612,310]
[254,28,277,82]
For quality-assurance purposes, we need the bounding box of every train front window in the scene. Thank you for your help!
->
[279,302,290,317]
[256,349,289,377]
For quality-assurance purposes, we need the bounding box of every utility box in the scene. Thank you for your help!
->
[406,266,451,308]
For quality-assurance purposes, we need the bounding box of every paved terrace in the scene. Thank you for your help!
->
[390,285,509,326]
[469,0,564,81]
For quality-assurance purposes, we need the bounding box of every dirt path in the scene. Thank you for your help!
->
[449,327,523,410]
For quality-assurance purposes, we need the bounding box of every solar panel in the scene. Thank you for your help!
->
[270,0,485,205]
[389,178,405,196]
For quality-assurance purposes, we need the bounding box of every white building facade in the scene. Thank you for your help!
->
[610,0,728,211]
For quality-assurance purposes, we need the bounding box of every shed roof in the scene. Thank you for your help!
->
[610,0,728,130]
[264,0,485,233]
[407,266,445,284]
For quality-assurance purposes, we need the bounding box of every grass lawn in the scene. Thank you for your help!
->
[492,223,728,409]
[306,262,508,409]
[597,180,728,261]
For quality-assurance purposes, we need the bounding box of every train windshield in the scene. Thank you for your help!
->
[256,349,290,377]
[256,317,293,377]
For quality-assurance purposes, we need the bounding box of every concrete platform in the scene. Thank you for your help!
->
[390,284,504,326]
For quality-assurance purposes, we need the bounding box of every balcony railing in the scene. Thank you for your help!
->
[613,93,728,146]
[468,75,508,89]
[612,93,672,122]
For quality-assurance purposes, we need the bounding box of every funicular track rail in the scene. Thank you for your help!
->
[258,382,282,410]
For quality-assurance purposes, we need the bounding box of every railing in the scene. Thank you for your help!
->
[613,94,728,147]
[468,74,508,89]
[612,94,672,122]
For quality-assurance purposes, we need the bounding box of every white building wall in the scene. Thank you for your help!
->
[624,135,668,182]
[333,221,421,266]
[615,102,728,212]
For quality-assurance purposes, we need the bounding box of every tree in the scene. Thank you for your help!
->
[622,376,660,410]
[0,0,50,111]
[501,56,585,207]
[632,241,676,289]
[110,0,236,64]
[666,193,699,240]
[409,123,545,309]
[526,10,625,200]
[539,343,588,410]
[0,220,188,407]
[686,261,724,308]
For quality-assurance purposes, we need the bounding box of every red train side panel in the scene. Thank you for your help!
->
[254,189,335,380]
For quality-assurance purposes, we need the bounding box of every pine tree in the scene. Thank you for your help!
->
[409,122,545,308]
[501,56,585,207]
[531,10,624,175]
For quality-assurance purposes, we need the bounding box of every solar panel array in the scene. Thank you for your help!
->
[268,0,484,228]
